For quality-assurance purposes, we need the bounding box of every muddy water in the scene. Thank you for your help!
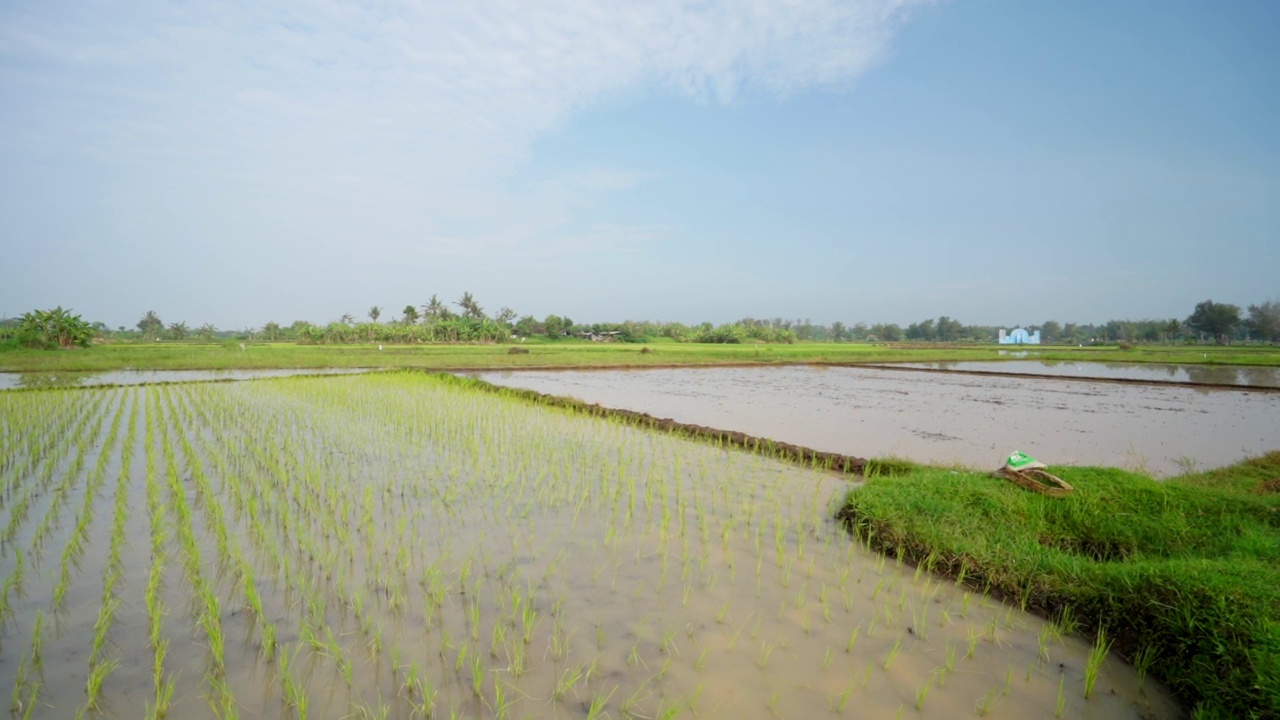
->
[476,365,1280,477]
[0,367,370,390]
[892,360,1280,388]
[0,374,1180,718]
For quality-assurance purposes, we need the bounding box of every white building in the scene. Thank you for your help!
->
[998,328,1041,345]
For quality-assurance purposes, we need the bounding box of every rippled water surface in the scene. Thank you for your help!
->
[891,360,1280,387]
[476,365,1280,477]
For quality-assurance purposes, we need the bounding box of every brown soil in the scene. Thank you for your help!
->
[1258,478,1280,495]
[507,347,530,355]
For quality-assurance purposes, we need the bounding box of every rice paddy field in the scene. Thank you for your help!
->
[0,372,1178,719]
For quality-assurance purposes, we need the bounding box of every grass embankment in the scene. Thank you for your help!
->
[2,339,1279,372]
[837,453,1280,719]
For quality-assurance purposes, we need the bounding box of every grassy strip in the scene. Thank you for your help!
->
[2,340,1279,372]
[835,453,1280,718]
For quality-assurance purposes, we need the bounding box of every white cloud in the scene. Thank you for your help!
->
[1,0,927,259]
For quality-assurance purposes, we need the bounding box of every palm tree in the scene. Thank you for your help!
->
[197,323,217,340]
[422,295,446,322]
[137,310,163,337]
[339,313,356,326]
[456,291,484,320]
[401,305,419,325]
[167,322,189,340]
[368,306,382,323]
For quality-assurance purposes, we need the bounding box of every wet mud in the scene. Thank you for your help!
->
[877,360,1280,391]
[474,364,1280,477]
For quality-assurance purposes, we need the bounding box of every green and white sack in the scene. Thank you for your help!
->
[1004,451,1047,472]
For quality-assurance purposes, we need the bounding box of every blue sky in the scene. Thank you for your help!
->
[2,0,1277,330]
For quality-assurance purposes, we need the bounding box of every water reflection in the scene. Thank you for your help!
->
[476,365,1280,477]
[8,372,100,389]
[893,361,1278,388]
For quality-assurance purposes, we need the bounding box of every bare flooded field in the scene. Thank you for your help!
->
[0,373,1177,718]
[475,365,1280,477]
[890,360,1280,388]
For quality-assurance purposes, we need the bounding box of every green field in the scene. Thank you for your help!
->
[2,339,1279,373]
[0,372,1182,719]
[837,456,1280,719]
[5,342,1276,718]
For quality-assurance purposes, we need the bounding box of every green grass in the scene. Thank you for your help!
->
[2,339,1278,373]
[836,453,1280,718]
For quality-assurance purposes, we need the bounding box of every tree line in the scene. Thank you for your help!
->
[4,296,1278,349]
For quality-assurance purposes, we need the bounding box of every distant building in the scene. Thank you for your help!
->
[998,328,1041,345]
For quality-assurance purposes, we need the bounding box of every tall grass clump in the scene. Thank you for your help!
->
[836,455,1280,718]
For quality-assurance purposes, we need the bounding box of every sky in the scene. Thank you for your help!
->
[2,0,1277,330]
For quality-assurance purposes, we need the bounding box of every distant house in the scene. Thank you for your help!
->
[998,328,1041,345]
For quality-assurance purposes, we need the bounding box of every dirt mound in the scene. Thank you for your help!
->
[1257,478,1280,495]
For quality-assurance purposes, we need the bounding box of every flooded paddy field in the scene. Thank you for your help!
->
[475,365,1280,477]
[887,360,1280,388]
[0,373,1178,718]
[0,368,369,391]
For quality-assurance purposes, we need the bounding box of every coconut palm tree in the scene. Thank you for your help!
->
[137,310,163,337]
[422,295,446,322]
[456,291,484,320]
[368,306,382,323]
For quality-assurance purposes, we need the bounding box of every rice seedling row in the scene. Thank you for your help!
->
[0,390,96,500]
[0,375,1174,719]
[2,390,111,555]
[74,388,137,718]
[0,390,119,649]
[4,389,125,718]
